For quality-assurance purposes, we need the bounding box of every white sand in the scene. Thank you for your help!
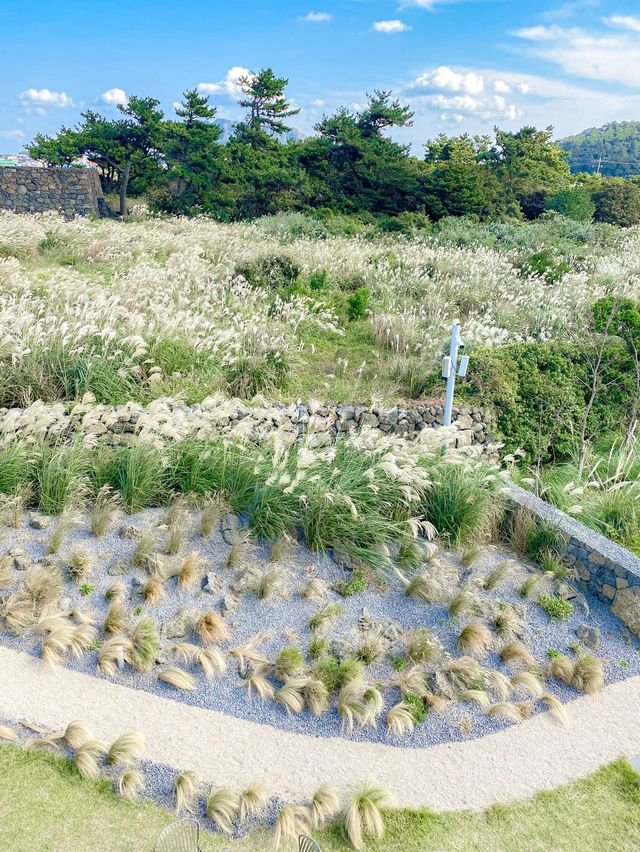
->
[2,645,640,811]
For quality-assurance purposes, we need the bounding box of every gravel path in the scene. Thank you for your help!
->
[2,645,640,811]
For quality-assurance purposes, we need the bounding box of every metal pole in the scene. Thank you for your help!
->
[443,321,460,427]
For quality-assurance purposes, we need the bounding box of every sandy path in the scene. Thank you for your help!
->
[2,645,640,811]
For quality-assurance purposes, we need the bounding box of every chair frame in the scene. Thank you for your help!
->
[153,817,202,852]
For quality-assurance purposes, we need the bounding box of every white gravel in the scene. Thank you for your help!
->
[2,645,640,811]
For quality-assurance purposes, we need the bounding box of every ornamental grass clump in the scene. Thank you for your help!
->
[457,621,492,656]
[118,769,145,801]
[572,655,604,694]
[198,494,227,538]
[129,617,159,673]
[206,787,240,834]
[47,504,83,555]
[309,602,343,633]
[175,770,200,814]
[483,560,513,591]
[0,592,35,635]
[310,784,340,830]
[274,646,305,681]
[273,804,309,850]
[91,486,120,537]
[196,611,228,644]
[67,548,92,584]
[107,731,145,766]
[238,781,268,821]
[343,782,392,851]
[158,667,197,692]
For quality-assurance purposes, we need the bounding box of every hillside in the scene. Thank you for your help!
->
[560,121,640,177]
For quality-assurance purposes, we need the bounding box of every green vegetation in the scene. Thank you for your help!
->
[1,745,639,851]
[30,70,640,227]
[538,594,574,622]
[560,121,640,177]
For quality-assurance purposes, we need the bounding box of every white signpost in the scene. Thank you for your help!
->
[442,320,468,427]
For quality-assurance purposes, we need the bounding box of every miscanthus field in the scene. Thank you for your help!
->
[1,208,639,409]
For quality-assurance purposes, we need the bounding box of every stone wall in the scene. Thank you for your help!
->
[0,397,494,451]
[508,483,640,637]
[0,167,110,219]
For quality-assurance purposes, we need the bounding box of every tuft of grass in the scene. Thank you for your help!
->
[510,671,544,699]
[338,681,367,731]
[0,554,13,589]
[196,611,228,644]
[73,740,108,781]
[519,572,545,599]
[178,551,203,590]
[310,783,340,830]
[500,641,536,668]
[343,781,392,852]
[37,442,88,516]
[0,724,17,741]
[309,602,343,633]
[0,592,34,635]
[132,531,156,570]
[275,674,308,715]
[143,576,165,606]
[67,549,93,584]
[459,688,492,709]
[572,655,604,694]
[549,653,575,684]
[541,693,569,727]
[448,587,477,620]
[457,621,492,656]
[174,643,226,679]
[274,646,305,681]
[206,786,240,834]
[25,563,63,612]
[47,504,83,555]
[405,627,440,664]
[175,770,199,814]
[129,617,158,673]
[273,804,309,850]
[304,677,330,716]
[401,571,441,604]
[224,529,251,570]
[493,606,523,640]
[251,564,289,600]
[117,769,145,801]
[238,781,267,821]
[108,443,167,514]
[241,666,276,701]
[386,701,415,735]
[483,560,513,591]
[103,601,127,636]
[158,667,197,692]
[91,486,120,537]
[107,732,145,767]
[198,494,227,538]
[486,702,522,723]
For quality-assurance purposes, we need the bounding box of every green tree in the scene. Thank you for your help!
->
[237,68,300,138]
[28,127,83,166]
[421,134,505,219]
[592,179,640,227]
[80,96,165,216]
[159,89,224,213]
[545,187,595,221]
[490,126,571,218]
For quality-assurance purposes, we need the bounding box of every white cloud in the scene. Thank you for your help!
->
[409,66,485,95]
[0,129,24,139]
[513,23,640,88]
[303,11,332,23]
[101,87,128,106]
[429,93,482,111]
[494,79,511,94]
[372,20,410,33]
[310,98,325,107]
[20,88,72,108]
[605,15,640,33]
[197,67,251,99]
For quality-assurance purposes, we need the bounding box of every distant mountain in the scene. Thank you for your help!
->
[214,118,304,144]
[560,121,640,177]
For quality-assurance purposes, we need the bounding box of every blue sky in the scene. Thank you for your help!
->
[2,0,640,153]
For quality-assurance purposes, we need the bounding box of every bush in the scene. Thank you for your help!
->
[520,249,570,284]
[346,287,370,321]
[235,254,301,290]
[538,593,573,621]
[592,180,640,227]
[545,188,595,222]
[458,341,634,462]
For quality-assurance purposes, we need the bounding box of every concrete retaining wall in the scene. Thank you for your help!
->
[508,483,640,636]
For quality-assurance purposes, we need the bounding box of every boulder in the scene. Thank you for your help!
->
[611,586,640,635]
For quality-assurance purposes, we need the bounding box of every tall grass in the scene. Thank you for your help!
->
[36,442,89,515]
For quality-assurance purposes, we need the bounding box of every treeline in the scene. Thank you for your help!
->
[29,68,640,226]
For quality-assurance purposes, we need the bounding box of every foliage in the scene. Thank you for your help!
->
[560,121,640,177]
[537,594,574,622]
[545,188,595,222]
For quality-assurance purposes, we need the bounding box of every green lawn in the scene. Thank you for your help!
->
[1,745,639,851]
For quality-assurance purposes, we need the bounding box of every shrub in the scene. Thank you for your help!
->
[538,594,574,621]
[235,254,300,290]
[520,249,571,285]
[545,188,595,222]
[346,287,370,321]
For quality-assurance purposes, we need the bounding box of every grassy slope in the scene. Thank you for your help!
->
[1,745,639,851]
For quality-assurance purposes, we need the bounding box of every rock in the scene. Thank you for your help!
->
[557,582,577,601]
[161,607,198,640]
[203,572,223,595]
[576,624,601,651]
[455,430,473,448]
[107,559,130,576]
[222,593,240,615]
[359,412,379,428]
[221,514,239,545]
[611,586,640,635]
[456,414,474,430]
[9,548,31,571]
[29,513,52,530]
[58,596,72,611]
[119,524,142,541]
